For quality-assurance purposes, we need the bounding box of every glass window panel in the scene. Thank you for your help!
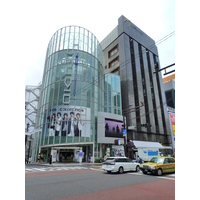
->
[59,28,65,50]
[116,77,120,92]
[53,82,59,101]
[53,32,58,53]
[54,52,58,66]
[59,81,64,100]
[112,74,116,91]
[56,65,61,81]
[113,92,117,106]
[64,32,69,49]
[108,75,111,91]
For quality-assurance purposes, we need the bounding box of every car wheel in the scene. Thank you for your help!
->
[157,168,163,176]
[142,170,147,174]
[107,171,111,173]
[118,167,124,174]
[136,165,140,172]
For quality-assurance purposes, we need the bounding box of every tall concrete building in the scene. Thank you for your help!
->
[101,15,171,157]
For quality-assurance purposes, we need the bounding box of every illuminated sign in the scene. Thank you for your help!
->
[124,17,130,26]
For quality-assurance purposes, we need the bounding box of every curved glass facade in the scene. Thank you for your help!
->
[32,26,122,163]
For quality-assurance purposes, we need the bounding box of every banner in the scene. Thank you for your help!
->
[46,106,91,137]
[169,112,175,137]
[112,145,125,157]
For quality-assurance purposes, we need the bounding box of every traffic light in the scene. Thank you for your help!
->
[140,123,152,128]
[114,139,118,145]
[146,123,152,128]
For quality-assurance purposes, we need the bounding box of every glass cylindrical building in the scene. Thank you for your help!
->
[32,26,123,163]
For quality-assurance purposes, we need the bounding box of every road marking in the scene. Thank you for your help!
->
[127,172,143,175]
[90,168,103,172]
[32,168,46,171]
[25,166,89,173]
[157,177,175,181]
[168,173,175,176]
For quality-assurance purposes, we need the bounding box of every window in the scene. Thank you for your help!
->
[169,158,175,163]
[109,45,118,58]
[109,57,119,68]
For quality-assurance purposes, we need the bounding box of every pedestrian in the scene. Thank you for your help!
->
[28,156,32,164]
[49,155,53,166]
[104,153,107,161]
[37,154,40,164]
[25,156,28,164]
[137,155,143,164]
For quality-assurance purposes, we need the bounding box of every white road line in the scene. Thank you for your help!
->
[168,173,175,176]
[127,172,143,175]
[157,177,175,181]
[32,168,46,171]
[90,168,103,172]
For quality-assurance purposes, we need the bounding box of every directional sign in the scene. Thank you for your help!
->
[123,129,127,136]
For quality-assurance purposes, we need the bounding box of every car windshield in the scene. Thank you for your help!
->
[149,157,163,164]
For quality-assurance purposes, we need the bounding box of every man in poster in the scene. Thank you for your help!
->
[75,112,84,137]
[61,113,68,136]
[68,112,76,136]
[55,112,62,136]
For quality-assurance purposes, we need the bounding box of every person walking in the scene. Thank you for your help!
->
[104,153,107,161]
[37,154,40,164]
[28,156,32,164]
[49,155,53,166]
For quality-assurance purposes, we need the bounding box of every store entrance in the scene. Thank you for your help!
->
[59,149,74,163]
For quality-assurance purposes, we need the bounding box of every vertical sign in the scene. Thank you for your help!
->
[169,112,175,137]
[73,55,78,96]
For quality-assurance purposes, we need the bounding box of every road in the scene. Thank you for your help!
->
[25,164,175,200]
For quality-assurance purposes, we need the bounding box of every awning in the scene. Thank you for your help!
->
[133,140,163,148]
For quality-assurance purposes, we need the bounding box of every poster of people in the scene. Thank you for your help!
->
[46,106,91,137]
[169,112,175,137]
[112,145,125,157]
[105,119,123,138]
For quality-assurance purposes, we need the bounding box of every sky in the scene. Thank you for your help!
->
[22,0,175,86]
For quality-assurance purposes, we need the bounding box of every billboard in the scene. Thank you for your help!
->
[105,119,123,138]
[169,112,175,137]
[46,106,91,137]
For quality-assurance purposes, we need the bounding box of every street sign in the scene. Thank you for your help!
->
[128,126,135,130]
[123,129,127,136]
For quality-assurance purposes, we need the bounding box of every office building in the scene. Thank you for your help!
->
[101,16,172,157]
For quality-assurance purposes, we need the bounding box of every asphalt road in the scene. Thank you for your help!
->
[25,165,175,200]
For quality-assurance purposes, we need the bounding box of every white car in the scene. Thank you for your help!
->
[102,157,140,174]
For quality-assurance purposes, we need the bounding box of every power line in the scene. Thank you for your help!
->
[40,31,175,102]
[34,31,175,127]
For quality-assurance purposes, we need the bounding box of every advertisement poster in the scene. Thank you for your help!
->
[51,150,57,162]
[169,112,175,137]
[46,106,91,137]
[105,119,123,138]
[112,145,125,157]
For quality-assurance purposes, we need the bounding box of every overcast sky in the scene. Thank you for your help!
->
[23,0,175,86]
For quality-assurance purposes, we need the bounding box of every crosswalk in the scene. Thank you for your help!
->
[25,166,88,173]
[127,171,175,180]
